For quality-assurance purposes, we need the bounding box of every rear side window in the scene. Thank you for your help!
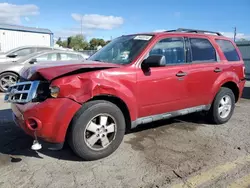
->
[36,53,57,62]
[190,38,217,62]
[78,54,84,59]
[215,39,240,61]
[59,53,79,60]
[36,47,51,52]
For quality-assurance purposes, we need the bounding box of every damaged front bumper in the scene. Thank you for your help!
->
[11,97,81,150]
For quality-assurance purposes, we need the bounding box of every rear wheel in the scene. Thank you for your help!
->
[0,72,18,92]
[68,100,126,161]
[208,87,235,124]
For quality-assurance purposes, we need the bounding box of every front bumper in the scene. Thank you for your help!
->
[11,98,81,145]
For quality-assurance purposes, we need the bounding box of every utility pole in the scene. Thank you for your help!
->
[233,27,237,42]
[81,17,83,37]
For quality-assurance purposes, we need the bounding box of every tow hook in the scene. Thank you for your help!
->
[31,131,42,151]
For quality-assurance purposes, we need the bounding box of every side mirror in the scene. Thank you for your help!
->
[7,53,18,58]
[29,58,37,64]
[141,55,166,70]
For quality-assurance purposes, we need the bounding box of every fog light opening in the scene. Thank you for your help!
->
[26,118,42,131]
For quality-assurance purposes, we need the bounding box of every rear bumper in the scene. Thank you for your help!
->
[11,98,81,145]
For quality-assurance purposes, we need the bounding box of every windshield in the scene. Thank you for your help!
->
[88,35,153,64]
[4,46,23,54]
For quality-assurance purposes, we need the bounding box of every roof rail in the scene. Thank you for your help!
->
[166,28,222,36]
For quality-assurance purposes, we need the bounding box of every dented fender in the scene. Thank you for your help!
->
[51,69,138,121]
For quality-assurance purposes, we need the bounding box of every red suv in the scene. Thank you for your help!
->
[4,28,246,160]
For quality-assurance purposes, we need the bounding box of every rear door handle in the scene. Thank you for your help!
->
[176,72,187,77]
[214,68,222,73]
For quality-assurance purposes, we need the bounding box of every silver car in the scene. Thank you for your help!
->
[0,50,86,92]
[0,45,56,63]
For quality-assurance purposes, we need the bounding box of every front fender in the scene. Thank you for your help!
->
[51,70,138,121]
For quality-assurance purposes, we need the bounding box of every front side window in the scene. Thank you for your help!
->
[190,38,217,62]
[88,35,153,64]
[13,48,34,56]
[149,37,185,65]
[215,39,240,61]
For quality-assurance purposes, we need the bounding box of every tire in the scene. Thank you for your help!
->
[68,100,126,161]
[208,87,235,124]
[0,72,18,92]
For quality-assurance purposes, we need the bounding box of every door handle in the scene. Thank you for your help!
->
[176,72,187,77]
[214,68,222,73]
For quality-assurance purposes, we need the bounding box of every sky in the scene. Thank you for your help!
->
[0,0,250,41]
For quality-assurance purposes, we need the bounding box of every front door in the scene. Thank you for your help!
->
[136,37,192,118]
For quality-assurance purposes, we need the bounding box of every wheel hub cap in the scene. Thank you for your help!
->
[84,114,116,151]
[0,75,17,91]
[218,95,232,119]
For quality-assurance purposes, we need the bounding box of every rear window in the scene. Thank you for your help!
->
[190,38,217,62]
[215,39,240,61]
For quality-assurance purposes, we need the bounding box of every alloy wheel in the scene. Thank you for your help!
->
[218,95,232,119]
[84,114,117,151]
[0,75,17,91]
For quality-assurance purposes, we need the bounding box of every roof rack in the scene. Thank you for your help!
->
[166,28,222,36]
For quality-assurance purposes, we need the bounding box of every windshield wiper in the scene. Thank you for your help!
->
[92,59,103,62]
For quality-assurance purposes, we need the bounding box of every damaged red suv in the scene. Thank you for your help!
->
[5,28,246,160]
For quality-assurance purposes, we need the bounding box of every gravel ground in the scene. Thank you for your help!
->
[0,82,250,188]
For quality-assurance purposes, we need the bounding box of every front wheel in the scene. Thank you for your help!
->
[68,100,126,161]
[208,87,235,124]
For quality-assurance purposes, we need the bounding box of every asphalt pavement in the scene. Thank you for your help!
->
[0,82,250,188]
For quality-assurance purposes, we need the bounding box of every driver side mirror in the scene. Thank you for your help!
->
[141,55,166,70]
[29,58,37,64]
[7,53,18,58]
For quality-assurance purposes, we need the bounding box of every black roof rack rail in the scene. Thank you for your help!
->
[166,28,222,36]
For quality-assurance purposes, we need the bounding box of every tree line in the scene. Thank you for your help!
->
[56,34,111,51]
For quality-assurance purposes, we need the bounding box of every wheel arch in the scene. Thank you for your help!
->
[65,94,132,142]
[0,70,20,77]
[88,95,132,132]
[221,81,239,102]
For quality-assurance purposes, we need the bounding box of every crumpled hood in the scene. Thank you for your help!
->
[21,60,122,80]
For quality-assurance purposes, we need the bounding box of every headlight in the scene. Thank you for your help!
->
[49,86,60,98]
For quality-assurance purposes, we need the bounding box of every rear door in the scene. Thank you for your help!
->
[185,37,223,106]
[137,37,192,118]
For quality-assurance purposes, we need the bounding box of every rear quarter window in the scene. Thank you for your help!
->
[215,39,240,61]
[190,38,217,62]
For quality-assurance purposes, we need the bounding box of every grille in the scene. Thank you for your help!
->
[4,81,40,103]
